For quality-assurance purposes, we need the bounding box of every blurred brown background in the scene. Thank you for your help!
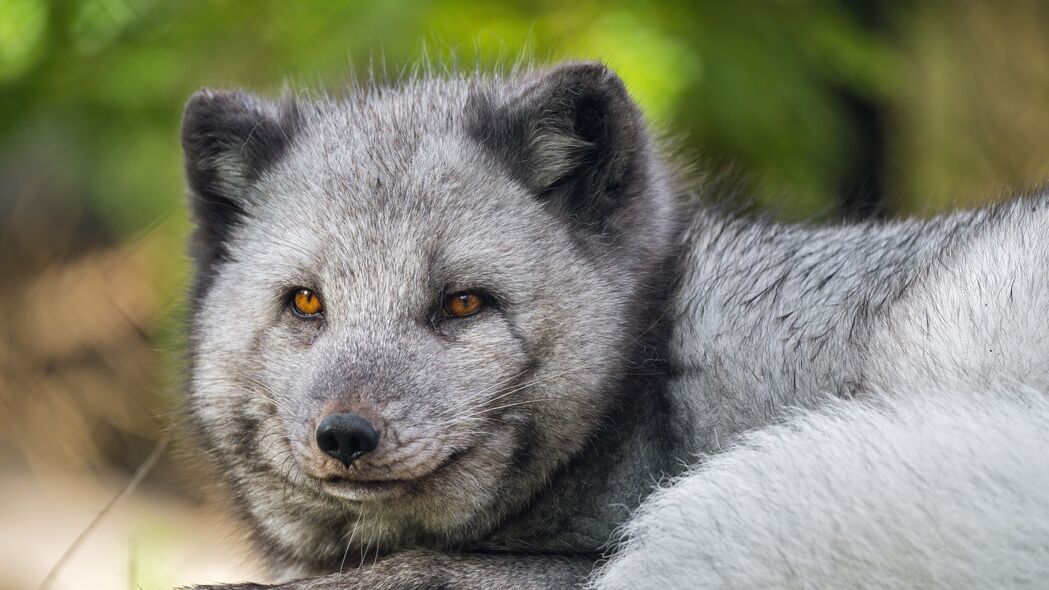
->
[2,0,1049,588]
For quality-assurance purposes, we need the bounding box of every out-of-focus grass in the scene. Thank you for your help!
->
[1,461,258,590]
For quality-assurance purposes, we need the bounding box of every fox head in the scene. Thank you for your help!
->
[181,62,677,571]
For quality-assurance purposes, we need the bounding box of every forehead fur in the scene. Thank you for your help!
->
[268,76,493,188]
[246,76,533,231]
[247,80,539,245]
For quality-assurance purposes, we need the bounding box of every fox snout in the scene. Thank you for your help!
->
[315,412,380,466]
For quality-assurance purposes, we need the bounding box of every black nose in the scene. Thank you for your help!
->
[316,413,380,466]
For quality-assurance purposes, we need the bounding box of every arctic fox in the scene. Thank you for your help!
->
[180,62,1049,589]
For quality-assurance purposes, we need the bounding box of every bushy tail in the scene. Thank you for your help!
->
[590,386,1049,589]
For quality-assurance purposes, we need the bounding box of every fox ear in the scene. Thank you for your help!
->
[469,62,652,232]
[180,89,300,265]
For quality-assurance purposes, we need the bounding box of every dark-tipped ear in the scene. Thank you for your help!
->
[469,62,652,231]
[180,89,300,265]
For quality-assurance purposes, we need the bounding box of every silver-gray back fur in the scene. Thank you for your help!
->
[591,198,1049,588]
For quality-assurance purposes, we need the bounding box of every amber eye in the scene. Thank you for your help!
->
[291,288,324,317]
[444,291,483,317]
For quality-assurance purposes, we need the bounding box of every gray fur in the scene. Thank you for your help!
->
[591,385,1049,589]
[183,62,678,582]
[180,62,1049,589]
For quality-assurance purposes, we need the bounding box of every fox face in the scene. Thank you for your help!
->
[181,62,675,570]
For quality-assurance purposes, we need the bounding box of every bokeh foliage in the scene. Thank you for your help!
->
[3,1,1049,247]
[1,0,901,245]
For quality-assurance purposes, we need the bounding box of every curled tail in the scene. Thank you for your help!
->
[592,386,1049,589]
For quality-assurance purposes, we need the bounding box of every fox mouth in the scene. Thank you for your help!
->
[315,447,472,501]
[320,477,406,500]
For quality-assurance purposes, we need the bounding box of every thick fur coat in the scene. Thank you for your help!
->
[591,386,1049,589]
[180,62,1049,589]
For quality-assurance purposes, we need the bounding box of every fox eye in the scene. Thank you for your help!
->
[444,291,483,318]
[291,288,324,317]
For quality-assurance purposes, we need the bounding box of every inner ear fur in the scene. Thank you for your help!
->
[180,89,300,265]
[469,61,652,232]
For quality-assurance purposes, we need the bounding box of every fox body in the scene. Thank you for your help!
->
[181,63,1049,589]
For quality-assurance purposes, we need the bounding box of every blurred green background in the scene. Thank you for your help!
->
[2,1,1049,588]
